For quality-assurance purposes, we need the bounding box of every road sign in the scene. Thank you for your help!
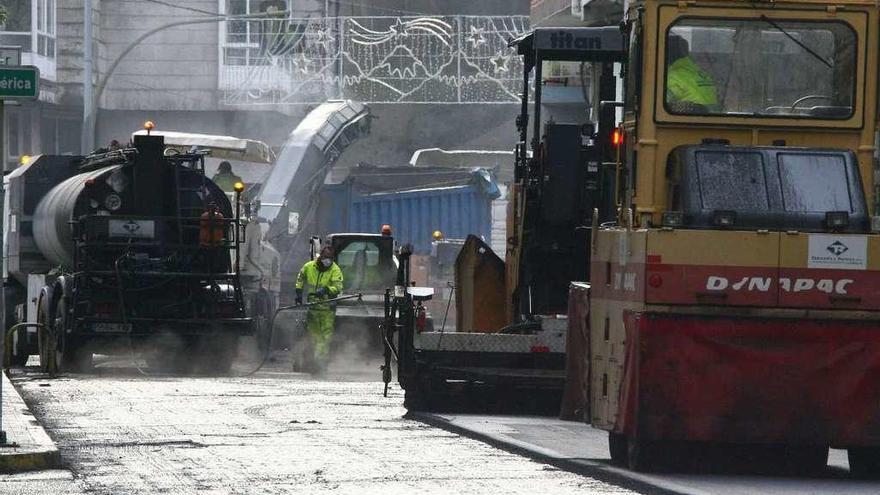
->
[0,66,39,100]
[0,46,21,66]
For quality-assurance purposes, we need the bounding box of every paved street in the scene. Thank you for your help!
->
[419,413,880,495]
[2,356,632,495]
[7,351,880,495]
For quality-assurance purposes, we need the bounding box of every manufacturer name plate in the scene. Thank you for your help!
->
[108,219,156,239]
[807,234,867,271]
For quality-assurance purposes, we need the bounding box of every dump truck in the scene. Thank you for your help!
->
[572,0,880,475]
[3,130,252,373]
[382,28,625,412]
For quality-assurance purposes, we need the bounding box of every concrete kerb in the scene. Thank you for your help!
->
[408,411,702,495]
[0,370,61,473]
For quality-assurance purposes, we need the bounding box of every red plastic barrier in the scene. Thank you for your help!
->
[617,312,880,446]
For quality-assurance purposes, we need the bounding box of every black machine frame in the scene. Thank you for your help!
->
[38,139,252,373]
[380,27,629,412]
[509,27,627,318]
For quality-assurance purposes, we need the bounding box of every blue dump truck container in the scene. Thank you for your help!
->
[316,165,500,254]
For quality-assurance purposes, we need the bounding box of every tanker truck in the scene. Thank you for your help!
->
[2,131,252,374]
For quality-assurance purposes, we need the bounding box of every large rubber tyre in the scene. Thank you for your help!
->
[626,436,660,472]
[251,289,274,354]
[848,447,880,478]
[37,289,54,373]
[608,432,628,467]
[402,379,442,412]
[402,388,430,411]
[52,298,92,374]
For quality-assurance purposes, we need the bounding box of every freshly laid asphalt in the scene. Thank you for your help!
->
[2,354,633,495]
[6,347,880,495]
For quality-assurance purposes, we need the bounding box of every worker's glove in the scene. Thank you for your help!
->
[295,289,303,306]
[315,287,328,299]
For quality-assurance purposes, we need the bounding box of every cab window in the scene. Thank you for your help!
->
[778,154,853,212]
[665,18,856,119]
[335,240,394,291]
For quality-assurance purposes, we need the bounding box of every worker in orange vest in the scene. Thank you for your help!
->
[200,203,225,247]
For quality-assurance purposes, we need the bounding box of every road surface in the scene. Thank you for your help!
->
[3,355,632,495]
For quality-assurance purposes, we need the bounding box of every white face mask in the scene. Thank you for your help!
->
[321,258,332,268]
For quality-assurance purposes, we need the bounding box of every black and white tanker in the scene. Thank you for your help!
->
[2,132,251,373]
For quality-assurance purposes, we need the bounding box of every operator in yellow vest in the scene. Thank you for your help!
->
[666,35,719,113]
[295,246,344,366]
[212,161,244,193]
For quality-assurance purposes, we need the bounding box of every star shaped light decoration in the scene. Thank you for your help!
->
[467,26,487,47]
[389,18,409,39]
[313,28,335,48]
[490,53,510,74]
[293,51,311,75]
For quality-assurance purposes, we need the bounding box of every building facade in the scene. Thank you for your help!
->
[0,0,530,173]
[0,0,78,169]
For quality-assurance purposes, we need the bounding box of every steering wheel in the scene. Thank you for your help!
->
[791,95,832,109]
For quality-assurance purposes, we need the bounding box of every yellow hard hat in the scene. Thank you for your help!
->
[432,230,443,241]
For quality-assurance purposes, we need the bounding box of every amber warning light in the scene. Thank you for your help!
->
[611,128,624,147]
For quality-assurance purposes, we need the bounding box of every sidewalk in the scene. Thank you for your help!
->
[0,371,60,473]
[411,412,692,495]
[410,413,876,495]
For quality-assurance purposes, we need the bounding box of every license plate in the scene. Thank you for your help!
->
[108,219,155,239]
[92,323,130,333]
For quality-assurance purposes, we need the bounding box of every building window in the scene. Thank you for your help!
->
[0,0,54,58]
[221,0,289,66]
[36,0,56,59]
[5,108,32,171]
[0,0,33,52]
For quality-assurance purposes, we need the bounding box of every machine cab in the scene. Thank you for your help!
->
[311,233,397,293]
[621,0,878,226]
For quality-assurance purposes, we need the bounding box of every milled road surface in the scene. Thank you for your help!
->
[3,359,634,495]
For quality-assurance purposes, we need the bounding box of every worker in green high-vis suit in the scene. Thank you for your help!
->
[666,34,719,113]
[295,246,344,369]
[211,161,244,193]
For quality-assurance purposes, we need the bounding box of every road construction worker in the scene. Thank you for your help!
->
[295,246,344,367]
[212,161,244,193]
[666,34,719,113]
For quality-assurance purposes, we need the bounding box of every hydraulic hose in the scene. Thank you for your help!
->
[236,293,365,377]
